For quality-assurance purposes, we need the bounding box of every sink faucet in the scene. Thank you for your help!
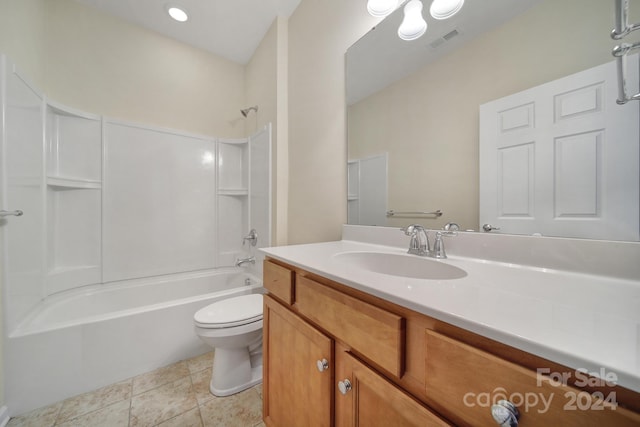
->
[235,256,255,267]
[402,225,457,259]
[402,224,431,257]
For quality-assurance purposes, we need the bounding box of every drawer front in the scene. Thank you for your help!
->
[296,275,405,378]
[425,330,640,427]
[263,260,294,305]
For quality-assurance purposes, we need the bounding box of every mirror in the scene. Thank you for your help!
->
[346,0,640,241]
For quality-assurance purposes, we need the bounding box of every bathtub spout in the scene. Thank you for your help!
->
[235,256,255,267]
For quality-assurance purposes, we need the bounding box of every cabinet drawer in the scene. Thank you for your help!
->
[296,275,405,378]
[263,260,294,305]
[425,330,640,427]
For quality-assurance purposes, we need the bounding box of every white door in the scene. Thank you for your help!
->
[480,57,639,241]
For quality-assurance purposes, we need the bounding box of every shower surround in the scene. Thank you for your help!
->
[0,55,272,416]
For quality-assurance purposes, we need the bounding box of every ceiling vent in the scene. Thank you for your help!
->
[429,29,460,48]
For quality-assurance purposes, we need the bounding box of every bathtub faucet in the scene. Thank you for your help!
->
[235,256,256,267]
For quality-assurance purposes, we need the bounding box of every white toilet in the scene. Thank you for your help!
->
[194,293,263,397]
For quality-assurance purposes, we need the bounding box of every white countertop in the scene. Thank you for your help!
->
[260,239,640,393]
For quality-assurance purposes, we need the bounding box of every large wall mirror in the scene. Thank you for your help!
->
[346,0,640,242]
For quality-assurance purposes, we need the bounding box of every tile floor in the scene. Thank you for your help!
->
[7,351,265,427]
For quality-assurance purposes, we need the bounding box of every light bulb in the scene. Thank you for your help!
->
[429,0,464,20]
[367,0,398,17]
[167,6,188,22]
[398,0,427,41]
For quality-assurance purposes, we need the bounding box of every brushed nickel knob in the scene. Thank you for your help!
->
[491,400,519,427]
[316,358,329,372]
[338,379,352,395]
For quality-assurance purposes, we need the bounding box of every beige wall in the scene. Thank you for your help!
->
[245,17,288,245]
[287,0,378,243]
[0,0,47,87]
[348,0,616,231]
[45,0,245,138]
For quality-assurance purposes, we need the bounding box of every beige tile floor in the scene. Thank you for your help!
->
[7,351,265,427]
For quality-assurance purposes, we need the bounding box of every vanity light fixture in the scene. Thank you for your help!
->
[429,0,464,20]
[367,0,400,17]
[398,0,427,41]
[166,5,189,22]
[367,0,464,41]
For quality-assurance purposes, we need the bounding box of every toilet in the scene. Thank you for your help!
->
[194,293,263,397]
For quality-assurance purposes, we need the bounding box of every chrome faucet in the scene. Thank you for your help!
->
[402,224,431,257]
[235,256,255,267]
[402,224,457,259]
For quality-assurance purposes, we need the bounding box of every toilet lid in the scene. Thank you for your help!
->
[194,294,263,328]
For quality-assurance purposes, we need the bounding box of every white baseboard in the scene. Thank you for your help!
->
[0,405,9,427]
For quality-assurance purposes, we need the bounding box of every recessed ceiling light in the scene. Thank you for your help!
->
[167,5,188,22]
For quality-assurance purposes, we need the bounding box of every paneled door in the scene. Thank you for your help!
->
[479,57,639,240]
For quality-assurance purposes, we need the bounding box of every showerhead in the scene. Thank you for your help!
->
[240,106,258,117]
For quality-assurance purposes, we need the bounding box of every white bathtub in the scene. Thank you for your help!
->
[5,268,262,416]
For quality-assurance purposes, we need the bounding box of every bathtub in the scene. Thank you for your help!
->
[4,268,262,416]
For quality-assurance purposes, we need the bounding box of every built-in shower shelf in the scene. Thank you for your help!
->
[47,176,102,189]
[218,189,248,196]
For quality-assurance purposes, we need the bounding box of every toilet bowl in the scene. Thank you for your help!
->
[194,293,263,397]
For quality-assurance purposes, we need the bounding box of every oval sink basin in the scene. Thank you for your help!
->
[333,251,467,280]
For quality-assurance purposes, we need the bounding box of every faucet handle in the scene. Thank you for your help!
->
[401,224,422,236]
[432,232,447,259]
[443,222,459,231]
[243,229,258,246]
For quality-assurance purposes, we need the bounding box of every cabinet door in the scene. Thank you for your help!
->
[263,296,333,427]
[335,348,450,427]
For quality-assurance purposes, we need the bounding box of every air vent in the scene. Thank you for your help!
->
[443,29,459,40]
[429,28,460,49]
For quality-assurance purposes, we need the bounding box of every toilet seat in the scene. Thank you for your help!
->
[194,294,263,329]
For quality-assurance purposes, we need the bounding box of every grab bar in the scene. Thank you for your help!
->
[0,210,23,217]
[612,0,640,104]
[386,209,443,218]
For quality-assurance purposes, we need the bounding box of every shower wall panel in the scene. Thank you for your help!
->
[103,122,217,282]
[1,58,45,332]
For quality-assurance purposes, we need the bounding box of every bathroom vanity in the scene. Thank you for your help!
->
[260,227,640,426]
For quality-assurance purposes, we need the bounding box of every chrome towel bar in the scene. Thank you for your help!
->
[386,209,442,218]
[0,210,23,217]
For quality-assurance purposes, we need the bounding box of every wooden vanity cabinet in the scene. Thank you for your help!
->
[263,295,333,427]
[262,258,640,427]
[335,343,450,426]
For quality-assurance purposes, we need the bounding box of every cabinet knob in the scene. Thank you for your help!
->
[338,379,352,395]
[491,400,519,427]
[316,359,329,372]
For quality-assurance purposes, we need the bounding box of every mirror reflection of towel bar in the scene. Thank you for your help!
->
[386,209,442,218]
[0,210,23,217]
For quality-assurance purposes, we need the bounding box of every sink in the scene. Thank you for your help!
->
[332,251,467,280]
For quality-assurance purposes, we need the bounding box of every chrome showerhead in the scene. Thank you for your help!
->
[240,105,258,117]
